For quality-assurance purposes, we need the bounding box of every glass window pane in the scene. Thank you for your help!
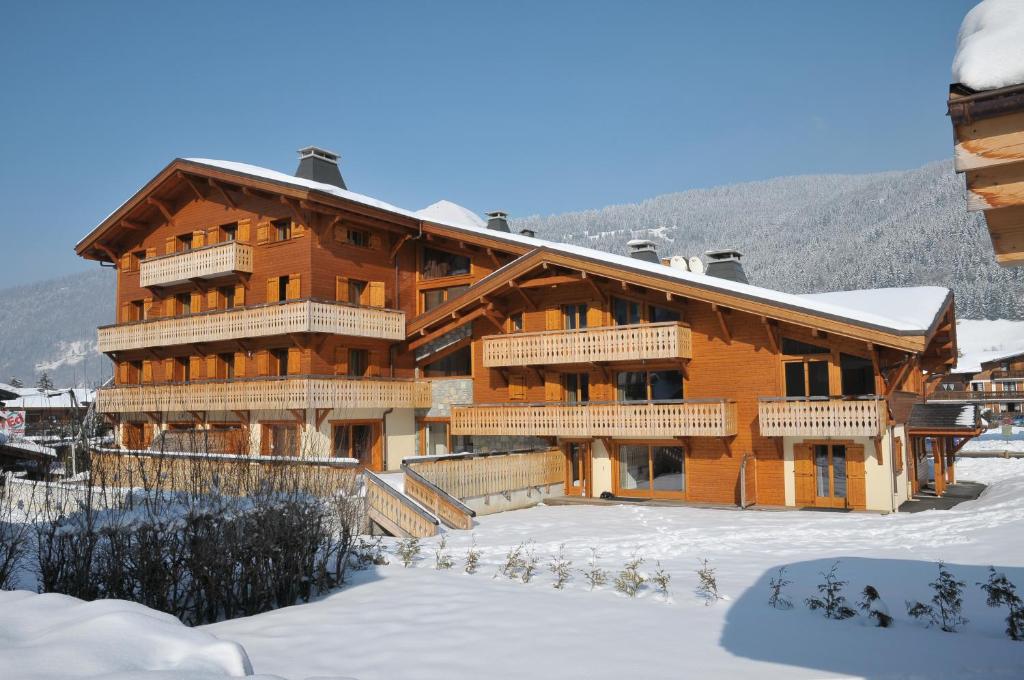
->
[650,370,683,401]
[815,444,830,496]
[785,362,807,397]
[651,446,685,492]
[569,443,583,487]
[619,445,648,490]
[422,247,471,279]
[422,289,445,311]
[832,445,847,498]
[649,305,680,323]
[425,422,448,456]
[840,354,874,396]
[613,298,641,325]
[332,426,349,458]
[782,337,829,355]
[617,371,647,401]
[808,361,830,397]
[352,424,373,465]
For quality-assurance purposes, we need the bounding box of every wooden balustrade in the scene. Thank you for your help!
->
[140,241,253,287]
[401,470,476,530]
[96,376,433,413]
[482,321,693,367]
[450,401,737,438]
[757,397,886,437]
[405,449,564,501]
[927,390,1024,402]
[98,299,406,352]
[364,470,439,538]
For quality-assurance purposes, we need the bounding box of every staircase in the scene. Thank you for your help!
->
[362,468,477,538]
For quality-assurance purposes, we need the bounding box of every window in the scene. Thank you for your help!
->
[562,304,588,330]
[509,312,524,333]
[176,293,192,317]
[332,423,377,467]
[219,353,235,379]
[781,337,828,355]
[613,298,641,325]
[421,247,470,279]
[219,285,237,309]
[421,284,469,312]
[785,360,829,397]
[814,444,847,500]
[264,424,299,457]
[347,349,369,377]
[618,444,685,496]
[563,373,590,403]
[616,370,683,401]
[423,346,471,377]
[273,218,292,241]
[127,360,143,385]
[349,279,368,305]
[174,356,190,382]
[271,348,289,376]
[177,233,193,252]
[346,228,370,248]
[130,300,145,322]
[278,276,290,302]
[132,250,146,271]
[220,222,238,241]
[423,421,449,456]
[648,305,680,323]
[840,353,874,396]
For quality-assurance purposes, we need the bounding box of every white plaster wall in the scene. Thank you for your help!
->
[782,435,896,512]
[463,482,564,515]
[590,439,613,497]
[383,409,416,470]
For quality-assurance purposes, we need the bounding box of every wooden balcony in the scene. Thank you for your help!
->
[757,397,886,437]
[482,322,692,367]
[450,399,737,438]
[140,241,253,287]
[96,375,433,413]
[927,390,1024,403]
[98,299,406,352]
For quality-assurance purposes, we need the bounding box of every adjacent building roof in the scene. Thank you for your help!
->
[907,403,982,433]
[0,387,94,410]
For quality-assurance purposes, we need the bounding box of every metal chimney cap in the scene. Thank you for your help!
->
[486,210,509,219]
[298,146,340,162]
[627,238,657,250]
[704,248,742,261]
[519,228,536,238]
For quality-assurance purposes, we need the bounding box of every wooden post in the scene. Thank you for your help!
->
[933,438,946,497]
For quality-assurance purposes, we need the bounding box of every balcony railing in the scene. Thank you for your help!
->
[482,321,693,367]
[757,396,885,437]
[96,375,433,413]
[450,399,737,438]
[140,241,253,287]
[928,390,1024,403]
[98,299,406,352]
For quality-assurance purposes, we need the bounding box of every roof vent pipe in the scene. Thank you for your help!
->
[519,228,535,238]
[295,146,346,189]
[627,239,660,264]
[486,211,511,232]
[704,249,748,284]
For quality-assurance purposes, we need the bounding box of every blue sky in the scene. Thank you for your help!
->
[0,0,977,286]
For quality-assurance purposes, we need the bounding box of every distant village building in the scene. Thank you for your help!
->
[933,350,1024,416]
[0,383,94,473]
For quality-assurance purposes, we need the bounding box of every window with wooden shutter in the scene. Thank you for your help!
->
[368,281,385,308]
[145,247,157,259]
[117,362,127,384]
[237,219,251,243]
[793,443,815,506]
[894,437,904,474]
[256,351,270,376]
[509,373,526,400]
[334,346,348,375]
[586,305,604,328]
[165,236,176,254]
[287,348,301,375]
[267,277,280,303]
[845,444,867,509]
[192,230,206,248]
[545,308,562,331]
[234,283,246,306]
[544,372,562,401]
[286,274,301,300]
[369,233,383,250]
[256,222,271,244]
[292,222,305,237]
[164,358,174,382]
[335,276,349,303]
[165,298,176,316]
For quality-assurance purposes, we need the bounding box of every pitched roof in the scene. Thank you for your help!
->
[907,403,981,432]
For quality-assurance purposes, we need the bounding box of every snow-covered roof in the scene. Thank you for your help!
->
[798,288,950,333]
[954,319,1024,373]
[0,387,94,410]
[123,158,952,337]
[952,0,1024,91]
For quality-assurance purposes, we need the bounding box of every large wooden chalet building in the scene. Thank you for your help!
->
[76,148,977,512]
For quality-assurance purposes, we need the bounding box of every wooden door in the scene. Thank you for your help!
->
[794,443,815,505]
[564,442,590,496]
[846,444,866,509]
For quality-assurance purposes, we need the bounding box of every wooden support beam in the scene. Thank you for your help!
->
[120,219,145,231]
[485,248,501,268]
[178,172,207,201]
[144,412,163,425]
[289,409,306,426]
[885,355,916,397]
[390,233,411,262]
[232,410,250,425]
[519,274,583,289]
[207,178,238,208]
[94,243,119,264]
[315,408,331,430]
[482,307,506,333]
[147,197,175,224]
[509,282,537,311]
[415,335,472,366]
[409,307,487,350]
[760,316,779,353]
[280,196,304,224]
[712,304,732,344]
[187,411,207,425]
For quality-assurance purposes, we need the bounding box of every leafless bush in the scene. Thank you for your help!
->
[464,537,481,574]
[396,537,421,567]
[615,554,645,598]
[696,557,721,606]
[651,561,671,598]
[434,535,454,570]
[548,544,572,590]
[581,546,608,590]
[0,477,35,589]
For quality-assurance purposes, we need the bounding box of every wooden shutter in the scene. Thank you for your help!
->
[207,289,219,310]
[234,352,246,377]
[267,277,280,303]
[587,305,604,328]
[163,358,174,382]
[237,219,251,242]
[544,371,562,401]
[287,348,301,375]
[256,222,270,244]
[846,444,867,509]
[206,355,218,379]
[142,360,153,383]
[142,422,154,448]
[116,362,126,384]
[234,283,246,305]
[369,233,383,250]
[165,298,177,316]
[165,236,176,254]
[192,230,206,247]
[894,437,904,474]
[367,350,382,377]
[206,227,219,245]
[256,351,270,376]
[120,302,131,323]
[143,297,154,319]
[119,252,131,271]
[793,443,815,506]
[286,274,301,300]
[545,308,561,331]
[368,281,385,308]
[292,222,305,238]
[190,292,202,314]
[333,346,348,375]
[336,276,350,302]
[145,247,157,259]
[189,356,202,380]
[509,374,525,400]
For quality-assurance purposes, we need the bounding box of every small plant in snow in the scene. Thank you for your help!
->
[651,561,671,598]
[521,542,539,583]
[395,537,421,568]
[548,544,573,590]
[434,535,454,570]
[805,562,856,620]
[979,567,1024,641]
[352,536,389,569]
[907,561,968,632]
[696,557,721,606]
[581,546,608,590]
[858,586,893,628]
[615,554,646,598]
[464,538,481,575]
[767,566,793,610]
[496,542,526,580]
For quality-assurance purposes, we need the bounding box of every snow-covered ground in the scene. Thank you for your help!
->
[962,425,1024,454]
[201,457,1024,680]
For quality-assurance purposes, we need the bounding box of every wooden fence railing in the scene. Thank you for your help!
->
[482,321,692,367]
[363,470,440,538]
[98,298,406,352]
[405,449,564,501]
[401,466,476,530]
[450,400,737,438]
[757,397,886,437]
[97,375,433,413]
[927,390,1024,403]
[140,241,253,287]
